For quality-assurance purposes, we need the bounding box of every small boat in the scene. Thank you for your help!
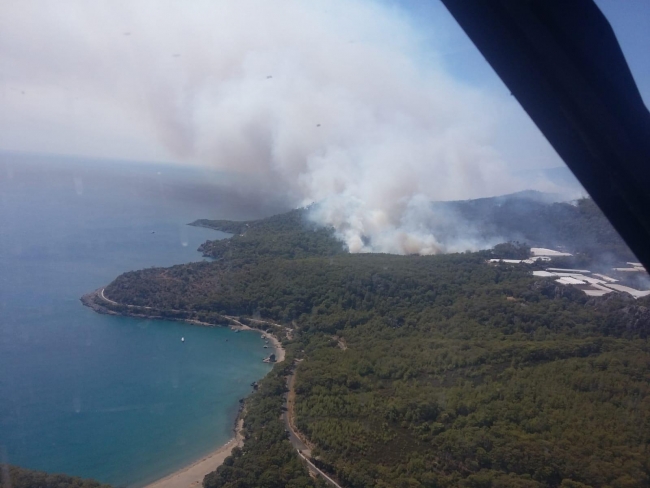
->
[263,345,268,349]
[181,337,185,342]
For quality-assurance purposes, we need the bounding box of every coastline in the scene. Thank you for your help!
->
[224,316,286,363]
[81,288,287,487]
[81,288,287,362]
[137,329,285,488]
[142,420,244,488]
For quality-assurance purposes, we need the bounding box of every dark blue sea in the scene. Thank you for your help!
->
[0,153,274,487]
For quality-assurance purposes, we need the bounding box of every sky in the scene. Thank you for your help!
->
[0,0,646,172]
[0,0,647,253]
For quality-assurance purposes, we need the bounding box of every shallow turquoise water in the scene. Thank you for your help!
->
[0,154,272,486]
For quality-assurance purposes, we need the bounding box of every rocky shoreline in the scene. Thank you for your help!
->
[81,288,286,363]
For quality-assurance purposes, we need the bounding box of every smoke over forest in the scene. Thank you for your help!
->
[1,1,582,254]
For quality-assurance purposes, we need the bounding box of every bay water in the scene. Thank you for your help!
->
[0,153,273,487]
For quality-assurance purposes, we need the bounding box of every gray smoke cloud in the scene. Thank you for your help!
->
[0,0,577,254]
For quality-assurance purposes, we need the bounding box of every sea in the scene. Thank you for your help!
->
[0,152,276,487]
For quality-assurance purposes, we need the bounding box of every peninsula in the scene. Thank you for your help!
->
[82,196,650,488]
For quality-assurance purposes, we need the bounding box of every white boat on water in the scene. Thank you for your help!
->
[181,337,185,342]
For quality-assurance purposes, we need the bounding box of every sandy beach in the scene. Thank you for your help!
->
[225,317,287,363]
[142,328,285,488]
[143,421,243,488]
[260,330,286,363]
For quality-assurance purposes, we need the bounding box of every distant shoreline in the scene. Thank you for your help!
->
[81,288,286,487]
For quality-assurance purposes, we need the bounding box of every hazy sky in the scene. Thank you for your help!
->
[0,0,647,252]
[1,1,646,170]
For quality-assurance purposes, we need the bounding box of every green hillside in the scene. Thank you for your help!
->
[93,201,650,488]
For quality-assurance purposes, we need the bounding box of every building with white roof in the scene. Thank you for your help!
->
[488,247,649,299]
[530,248,573,257]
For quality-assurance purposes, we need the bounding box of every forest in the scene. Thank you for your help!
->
[203,356,321,488]
[190,194,636,265]
[94,198,650,488]
[429,192,635,262]
[0,465,110,488]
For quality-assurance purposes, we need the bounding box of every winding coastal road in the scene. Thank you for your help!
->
[283,367,343,488]
[93,289,336,485]
[100,288,119,305]
[101,288,155,310]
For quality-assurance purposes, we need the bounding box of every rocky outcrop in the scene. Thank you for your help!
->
[586,293,650,337]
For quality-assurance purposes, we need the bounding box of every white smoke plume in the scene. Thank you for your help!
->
[0,0,568,254]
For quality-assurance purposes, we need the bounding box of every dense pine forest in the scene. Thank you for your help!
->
[0,465,110,488]
[90,196,650,488]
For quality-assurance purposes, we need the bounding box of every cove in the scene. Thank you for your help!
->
[0,154,273,486]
